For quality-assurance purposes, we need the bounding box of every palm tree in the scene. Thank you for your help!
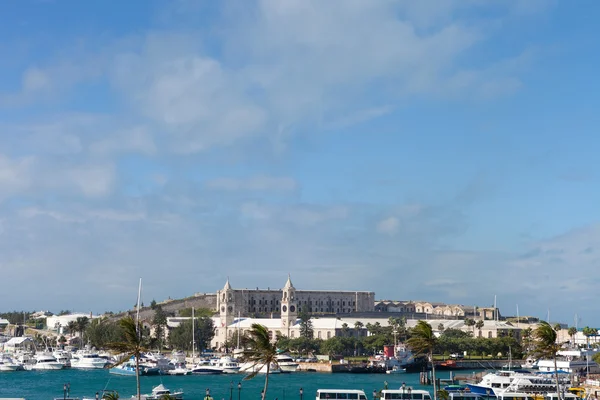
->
[567,327,577,345]
[67,320,77,337]
[407,320,439,400]
[531,321,562,400]
[76,316,90,345]
[241,323,279,400]
[106,317,146,400]
[475,320,484,337]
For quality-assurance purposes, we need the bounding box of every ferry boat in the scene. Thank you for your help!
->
[466,370,571,397]
[537,349,600,374]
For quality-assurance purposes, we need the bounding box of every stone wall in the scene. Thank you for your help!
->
[114,293,217,321]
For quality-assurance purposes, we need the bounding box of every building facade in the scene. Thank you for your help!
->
[216,275,375,326]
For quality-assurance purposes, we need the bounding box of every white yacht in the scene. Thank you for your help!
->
[53,349,72,367]
[188,359,223,375]
[24,353,65,370]
[0,354,22,371]
[537,349,600,374]
[213,356,241,374]
[466,370,570,397]
[71,350,109,369]
[239,361,281,374]
[276,354,299,372]
[134,384,184,400]
[167,362,190,376]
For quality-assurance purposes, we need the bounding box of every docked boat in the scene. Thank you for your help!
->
[53,349,72,367]
[212,356,241,374]
[466,370,571,397]
[24,353,65,370]
[239,361,281,374]
[537,349,600,374]
[71,350,109,369]
[109,360,160,376]
[0,354,22,371]
[385,366,406,374]
[167,363,190,376]
[276,354,299,373]
[189,359,223,375]
[134,384,183,400]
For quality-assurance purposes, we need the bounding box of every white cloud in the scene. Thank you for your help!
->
[377,216,400,235]
[0,154,35,200]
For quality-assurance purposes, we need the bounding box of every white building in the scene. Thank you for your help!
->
[45,313,100,334]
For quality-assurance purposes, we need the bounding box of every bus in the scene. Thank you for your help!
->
[316,390,368,400]
[380,389,432,400]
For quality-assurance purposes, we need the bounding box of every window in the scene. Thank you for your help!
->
[327,331,331,339]
[318,331,322,339]
[488,332,492,338]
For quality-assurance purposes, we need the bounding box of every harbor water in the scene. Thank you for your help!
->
[0,369,480,400]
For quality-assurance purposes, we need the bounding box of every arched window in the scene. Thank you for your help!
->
[488,331,492,338]
[318,331,322,339]
[327,331,331,339]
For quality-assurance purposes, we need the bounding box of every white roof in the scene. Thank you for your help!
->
[0,318,10,325]
[4,337,33,345]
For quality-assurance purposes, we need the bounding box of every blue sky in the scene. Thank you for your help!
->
[1,0,599,326]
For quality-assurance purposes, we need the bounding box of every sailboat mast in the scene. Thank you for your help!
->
[192,307,195,363]
[237,311,240,350]
[136,278,142,339]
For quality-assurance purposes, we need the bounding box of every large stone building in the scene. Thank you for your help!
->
[213,275,374,345]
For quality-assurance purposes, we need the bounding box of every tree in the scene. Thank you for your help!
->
[341,323,350,337]
[299,309,313,339]
[583,327,598,348]
[152,306,168,350]
[241,324,279,400]
[106,317,146,400]
[67,320,78,336]
[407,321,439,400]
[530,321,562,400]
[464,318,476,336]
[567,327,577,345]
[169,316,215,353]
[321,337,344,358]
[438,323,445,333]
[76,316,90,345]
[475,320,484,337]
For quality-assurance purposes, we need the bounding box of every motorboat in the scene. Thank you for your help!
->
[466,370,571,397]
[0,354,22,371]
[276,354,299,373]
[109,359,160,376]
[71,350,110,369]
[53,349,72,367]
[212,356,241,374]
[24,353,65,370]
[239,361,281,374]
[134,384,184,400]
[167,363,190,376]
[189,359,223,375]
[385,366,407,374]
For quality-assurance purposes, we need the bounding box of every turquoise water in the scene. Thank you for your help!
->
[0,369,473,400]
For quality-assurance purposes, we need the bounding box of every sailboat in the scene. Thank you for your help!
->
[188,307,222,375]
